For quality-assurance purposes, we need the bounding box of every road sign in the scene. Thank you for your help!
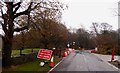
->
[37,49,53,60]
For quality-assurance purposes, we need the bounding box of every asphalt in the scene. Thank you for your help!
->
[49,50,119,73]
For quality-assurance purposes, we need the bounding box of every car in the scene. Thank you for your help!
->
[91,50,96,53]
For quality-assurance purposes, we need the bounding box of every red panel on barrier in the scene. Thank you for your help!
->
[37,49,53,60]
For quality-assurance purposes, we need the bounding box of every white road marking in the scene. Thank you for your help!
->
[105,60,119,70]
[47,57,66,73]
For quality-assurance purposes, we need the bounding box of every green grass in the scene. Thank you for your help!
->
[9,48,61,71]
[5,56,59,71]
[109,60,120,69]
[12,48,40,57]
[15,60,50,71]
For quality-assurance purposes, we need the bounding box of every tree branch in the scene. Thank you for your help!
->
[13,2,21,7]
[14,2,41,32]
[14,8,28,18]
[14,2,33,18]
[14,26,28,32]
[14,2,42,18]
[30,20,41,31]
[0,21,3,25]
[13,2,21,14]
[1,8,4,19]
[31,3,40,11]
[0,8,8,34]
[92,23,99,36]
[0,21,7,34]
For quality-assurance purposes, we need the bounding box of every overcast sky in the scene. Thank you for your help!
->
[0,0,119,35]
[60,0,119,31]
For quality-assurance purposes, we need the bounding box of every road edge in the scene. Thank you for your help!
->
[92,53,119,70]
[47,57,65,73]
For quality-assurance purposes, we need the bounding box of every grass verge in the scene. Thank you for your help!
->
[108,60,120,69]
[3,56,61,72]
[12,48,40,57]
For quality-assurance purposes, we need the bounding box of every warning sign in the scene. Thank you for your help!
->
[37,49,53,60]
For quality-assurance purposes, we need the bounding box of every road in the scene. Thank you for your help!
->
[49,50,119,73]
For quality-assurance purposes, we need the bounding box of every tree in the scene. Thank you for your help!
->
[91,22,118,54]
[76,28,95,49]
[12,19,69,59]
[1,2,34,68]
[27,4,67,49]
[0,1,65,68]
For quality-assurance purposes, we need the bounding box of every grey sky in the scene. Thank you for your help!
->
[0,0,119,35]
[61,0,119,30]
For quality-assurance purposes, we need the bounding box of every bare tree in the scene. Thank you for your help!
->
[91,22,118,54]
[0,0,65,68]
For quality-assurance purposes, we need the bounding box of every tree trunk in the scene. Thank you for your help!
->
[2,35,13,68]
[43,35,48,49]
[2,2,14,68]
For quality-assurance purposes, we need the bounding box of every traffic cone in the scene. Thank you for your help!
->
[49,56,54,67]
[66,48,69,51]
[72,49,75,52]
[111,47,115,61]
[63,51,67,57]
[67,51,69,55]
